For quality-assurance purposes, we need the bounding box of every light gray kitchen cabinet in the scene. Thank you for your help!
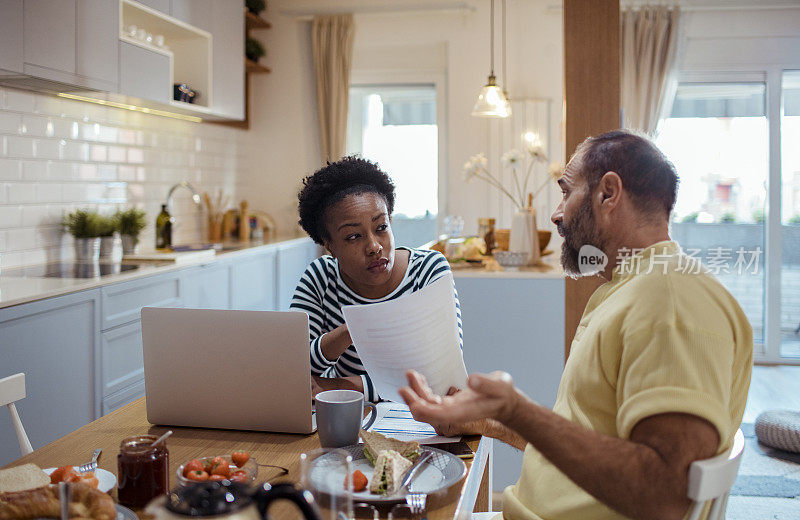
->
[76,0,119,90]
[103,379,145,416]
[276,241,320,311]
[101,271,181,330]
[101,320,145,399]
[119,41,171,105]
[0,290,101,467]
[0,0,23,74]
[181,261,231,310]
[21,0,118,91]
[136,0,170,14]
[230,249,277,311]
[23,0,76,79]
[169,0,212,30]
[207,0,245,120]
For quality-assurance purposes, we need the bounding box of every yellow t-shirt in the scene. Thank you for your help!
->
[502,241,753,520]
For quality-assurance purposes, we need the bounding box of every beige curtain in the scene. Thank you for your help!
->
[621,6,681,135]
[311,14,354,164]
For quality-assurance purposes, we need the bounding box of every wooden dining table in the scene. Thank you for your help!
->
[3,398,493,520]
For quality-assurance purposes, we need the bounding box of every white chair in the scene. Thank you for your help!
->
[686,428,745,520]
[0,373,34,456]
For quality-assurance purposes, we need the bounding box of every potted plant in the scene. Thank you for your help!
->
[96,214,122,261]
[62,209,102,262]
[245,37,266,63]
[116,207,147,255]
[245,0,266,15]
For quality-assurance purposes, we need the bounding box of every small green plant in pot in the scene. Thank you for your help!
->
[245,37,266,63]
[116,207,147,255]
[96,214,122,260]
[246,0,266,15]
[62,209,102,262]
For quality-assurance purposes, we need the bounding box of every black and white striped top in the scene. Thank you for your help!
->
[289,247,463,402]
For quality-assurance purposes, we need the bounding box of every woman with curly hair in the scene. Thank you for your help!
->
[290,156,462,401]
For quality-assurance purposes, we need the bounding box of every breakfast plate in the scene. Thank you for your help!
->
[43,468,117,493]
[305,445,466,503]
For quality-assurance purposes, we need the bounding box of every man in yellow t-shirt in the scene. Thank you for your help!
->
[399,130,753,520]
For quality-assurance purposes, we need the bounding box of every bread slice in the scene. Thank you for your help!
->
[0,464,50,494]
[360,429,421,464]
[369,450,413,495]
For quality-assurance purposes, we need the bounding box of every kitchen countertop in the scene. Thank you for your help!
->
[0,233,311,310]
[450,252,565,279]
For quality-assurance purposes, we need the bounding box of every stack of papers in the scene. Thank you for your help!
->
[367,402,460,444]
[342,273,468,403]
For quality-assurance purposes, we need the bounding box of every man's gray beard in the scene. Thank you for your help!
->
[560,195,604,278]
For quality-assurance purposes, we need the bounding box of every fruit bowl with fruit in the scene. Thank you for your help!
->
[176,452,257,486]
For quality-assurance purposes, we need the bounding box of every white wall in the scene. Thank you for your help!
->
[242,0,565,239]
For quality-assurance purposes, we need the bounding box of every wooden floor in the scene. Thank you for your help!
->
[743,365,800,423]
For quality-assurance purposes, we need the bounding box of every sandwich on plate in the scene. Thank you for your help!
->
[369,450,412,495]
[360,429,421,464]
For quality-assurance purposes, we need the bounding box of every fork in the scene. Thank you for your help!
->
[405,493,427,516]
[77,449,102,473]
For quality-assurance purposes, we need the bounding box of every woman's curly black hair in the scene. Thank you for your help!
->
[298,156,396,245]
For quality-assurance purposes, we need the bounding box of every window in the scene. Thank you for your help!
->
[781,71,800,358]
[346,84,439,247]
[657,82,768,346]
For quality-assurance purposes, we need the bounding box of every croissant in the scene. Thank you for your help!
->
[0,482,116,520]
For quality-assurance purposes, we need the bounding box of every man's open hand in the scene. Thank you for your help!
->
[398,369,520,427]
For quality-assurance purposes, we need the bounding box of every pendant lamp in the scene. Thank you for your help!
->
[472,0,511,118]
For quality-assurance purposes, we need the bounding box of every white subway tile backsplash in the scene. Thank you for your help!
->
[4,90,36,113]
[22,115,49,137]
[0,158,22,181]
[34,138,61,160]
[0,85,246,268]
[7,136,35,158]
[0,112,22,134]
[0,206,22,228]
[22,160,47,180]
[35,184,62,203]
[21,204,53,226]
[8,182,37,203]
[107,146,126,163]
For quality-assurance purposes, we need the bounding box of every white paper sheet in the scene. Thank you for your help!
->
[367,402,461,444]
[342,273,468,403]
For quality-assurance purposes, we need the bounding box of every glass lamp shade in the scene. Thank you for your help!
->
[472,79,511,118]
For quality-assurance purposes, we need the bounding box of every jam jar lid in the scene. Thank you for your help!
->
[166,481,253,517]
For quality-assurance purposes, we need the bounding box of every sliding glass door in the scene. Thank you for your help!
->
[657,70,800,364]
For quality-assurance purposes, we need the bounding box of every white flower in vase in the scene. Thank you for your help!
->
[501,149,526,168]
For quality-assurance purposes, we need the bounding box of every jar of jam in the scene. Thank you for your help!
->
[117,435,169,508]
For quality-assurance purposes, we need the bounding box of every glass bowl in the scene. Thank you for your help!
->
[493,251,529,269]
[176,455,257,486]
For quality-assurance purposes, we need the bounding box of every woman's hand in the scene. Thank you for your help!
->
[311,375,364,397]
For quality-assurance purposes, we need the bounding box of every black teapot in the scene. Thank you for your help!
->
[145,481,322,520]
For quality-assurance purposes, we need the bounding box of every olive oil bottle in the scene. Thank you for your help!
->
[155,204,173,250]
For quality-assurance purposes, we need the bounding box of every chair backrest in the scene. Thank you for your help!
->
[0,373,34,456]
[685,428,745,520]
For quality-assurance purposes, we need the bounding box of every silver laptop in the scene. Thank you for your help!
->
[141,307,316,434]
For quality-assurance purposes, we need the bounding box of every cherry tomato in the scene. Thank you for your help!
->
[183,459,204,477]
[208,457,230,478]
[50,466,78,484]
[82,475,99,488]
[348,470,368,492]
[229,471,248,483]
[231,451,250,468]
[186,470,210,482]
[209,474,227,481]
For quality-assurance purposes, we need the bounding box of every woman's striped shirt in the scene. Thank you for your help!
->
[289,247,463,402]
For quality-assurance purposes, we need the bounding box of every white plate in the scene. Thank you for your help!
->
[43,467,117,493]
[306,445,467,503]
[115,504,138,520]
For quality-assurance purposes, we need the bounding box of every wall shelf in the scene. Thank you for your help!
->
[245,11,272,30]
[245,58,271,74]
